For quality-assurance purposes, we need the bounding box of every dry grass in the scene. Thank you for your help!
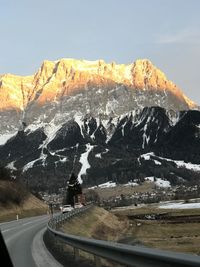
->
[111,205,200,255]
[111,205,200,217]
[0,191,48,222]
[60,206,129,267]
[61,206,128,241]
[127,220,200,255]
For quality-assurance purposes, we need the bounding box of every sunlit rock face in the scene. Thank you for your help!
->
[0,58,197,133]
[0,74,32,110]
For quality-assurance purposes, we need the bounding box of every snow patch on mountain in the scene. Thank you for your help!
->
[140,152,200,172]
[175,161,200,172]
[78,144,94,183]
[88,181,117,189]
[74,115,84,137]
[23,158,41,173]
[94,148,109,159]
[49,148,68,161]
[6,161,17,171]
[25,121,44,133]
[123,181,138,186]
[139,152,155,161]
[142,123,150,148]
[145,176,171,188]
[154,160,161,165]
[0,132,17,145]
[88,180,139,189]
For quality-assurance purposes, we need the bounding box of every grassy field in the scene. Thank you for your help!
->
[112,205,200,217]
[111,205,200,255]
[125,219,200,255]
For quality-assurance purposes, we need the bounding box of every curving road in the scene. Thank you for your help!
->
[0,214,62,267]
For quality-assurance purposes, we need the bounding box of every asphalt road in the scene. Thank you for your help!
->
[0,214,62,267]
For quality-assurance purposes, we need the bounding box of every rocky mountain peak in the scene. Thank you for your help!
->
[0,73,32,111]
[132,59,174,89]
[0,58,197,109]
[0,57,198,134]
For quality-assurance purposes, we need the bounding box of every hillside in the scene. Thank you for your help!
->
[61,206,128,241]
[0,180,48,222]
[0,107,200,193]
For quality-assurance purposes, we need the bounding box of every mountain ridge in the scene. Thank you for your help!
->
[0,57,198,135]
[0,58,199,192]
[0,106,200,192]
[0,58,197,110]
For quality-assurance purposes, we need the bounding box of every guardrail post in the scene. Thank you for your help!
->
[94,255,101,267]
[74,247,79,261]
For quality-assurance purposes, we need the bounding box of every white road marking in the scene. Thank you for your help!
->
[22,221,33,226]
[4,217,49,244]
[1,227,16,233]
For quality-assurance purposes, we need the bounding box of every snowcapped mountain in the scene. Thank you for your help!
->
[0,58,199,192]
[0,58,198,135]
[0,107,200,192]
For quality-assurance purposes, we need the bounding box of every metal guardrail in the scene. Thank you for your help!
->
[47,205,200,267]
[48,204,92,229]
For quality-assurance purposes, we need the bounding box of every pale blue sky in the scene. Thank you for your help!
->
[1,0,200,104]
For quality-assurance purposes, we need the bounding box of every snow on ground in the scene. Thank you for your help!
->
[103,115,119,143]
[145,176,171,188]
[95,148,109,159]
[175,161,200,172]
[88,181,139,189]
[23,158,41,172]
[98,181,116,188]
[22,143,48,172]
[42,122,63,147]
[26,119,63,148]
[74,115,84,137]
[0,132,17,145]
[121,120,127,137]
[155,178,171,188]
[154,160,161,165]
[123,181,138,186]
[6,161,17,170]
[77,144,94,183]
[88,181,117,189]
[25,121,44,133]
[158,201,200,209]
[142,117,151,149]
[113,204,146,211]
[153,153,200,172]
[140,152,155,160]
